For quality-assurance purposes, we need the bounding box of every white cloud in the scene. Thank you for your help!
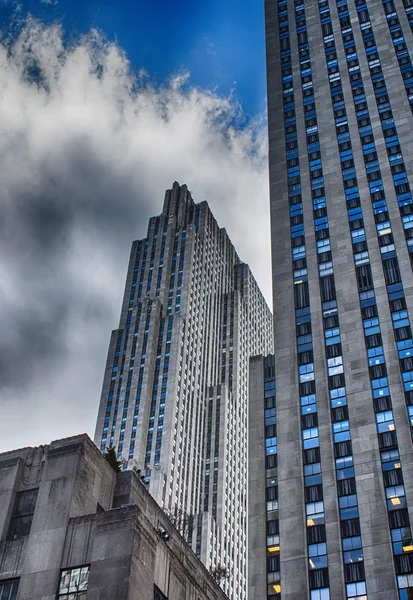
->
[0,19,271,452]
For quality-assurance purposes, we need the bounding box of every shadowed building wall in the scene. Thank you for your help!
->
[0,434,228,600]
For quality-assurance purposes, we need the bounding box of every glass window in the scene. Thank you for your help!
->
[154,586,168,600]
[303,427,319,449]
[7,489,38,541]
[381,449,401,470]
[301,394,317,414]
[376,410,394,433]
[344,547,363,564]
[0,580,19,600]
[308,543,326,557]
[330,394,347,409]
[328,355,344,376]
[391,526,412,554]
[398,573,413,588]
[304,462,322,486]
[346,581,367,599]
[386,485,406,510]
[339,495,357,509]
[333,421,351,442]
[308,543,328,569]
[58,566,90,599]
[342,536,362,551]
[336,455,354,480]
[310,589,330,600]
[306,501,325,526]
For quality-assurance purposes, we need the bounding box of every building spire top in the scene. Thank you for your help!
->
[162,182,194,227]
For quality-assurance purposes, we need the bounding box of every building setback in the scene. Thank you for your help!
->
[0,434,228,600]
[263,0,413,597]
[248,355,278,600]
[94,182,273,600]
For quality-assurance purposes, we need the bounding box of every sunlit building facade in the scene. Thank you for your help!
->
[94,182,273,600]
[262,0,413,597]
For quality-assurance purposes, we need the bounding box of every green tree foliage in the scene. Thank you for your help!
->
[104,446,122,473]
[209,564,230,584]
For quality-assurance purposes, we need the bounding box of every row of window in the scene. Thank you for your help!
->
[280,0,331,596]
[295,0,367,596]
[317,0,385,593]
[354,0,413,265]
[277,2,302,595]
[381,0,413,116]
[101,215,188,462]
[263,357,280,599]
[402,0,413,35]
[352,0,413,443]
[331,3,413,597]
[145,314,173,467]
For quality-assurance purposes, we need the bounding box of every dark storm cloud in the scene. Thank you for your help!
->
[0,20,271,451]
[0,137,153,391]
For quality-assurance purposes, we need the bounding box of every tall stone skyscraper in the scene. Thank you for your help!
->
[95,182,273,600]
[260,0,413,598]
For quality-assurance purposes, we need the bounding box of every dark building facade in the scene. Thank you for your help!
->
[0,434,228,600]
[248,355,279,600]
[94,182,273,599]
[263,0,413,597]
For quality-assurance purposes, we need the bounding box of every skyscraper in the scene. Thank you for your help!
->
[94,182,273,600]
[260,0,413,598]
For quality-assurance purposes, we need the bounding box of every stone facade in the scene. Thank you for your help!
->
[265,0,413,597]
[0,434,227,600]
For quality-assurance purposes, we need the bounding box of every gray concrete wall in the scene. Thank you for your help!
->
[0,435,228,600]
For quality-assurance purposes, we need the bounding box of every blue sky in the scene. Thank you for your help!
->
[1,0,267,116]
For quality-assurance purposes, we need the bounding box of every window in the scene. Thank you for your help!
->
[333,421,350,443]
[301,394,317,414]
[339,495,359,520]
[154,586,167,600]
[330,386,347,409]
[383,257,401,285]
[398,573,413,592]
[58,566,90,599]
[376,410,394,433]
[295,281,310,309]
[303,427,319,449]
[346,581,367,599]
[7,489,38,540]
[309,543,328,569]
[305,462,322,486]
[386,485,406,510]
[343,536,363,564]
[328,356,343,376]
[306,501,325,526]
[310,589,330,600]
[336,456,354,480]
[356,264,373,291]
[0,580,19,600]
[320,274,336,302]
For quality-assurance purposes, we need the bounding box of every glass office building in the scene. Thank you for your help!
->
[259,0,413,597]
[94,182,273,600]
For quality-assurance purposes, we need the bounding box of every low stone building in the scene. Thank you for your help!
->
[0,434,228,600]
